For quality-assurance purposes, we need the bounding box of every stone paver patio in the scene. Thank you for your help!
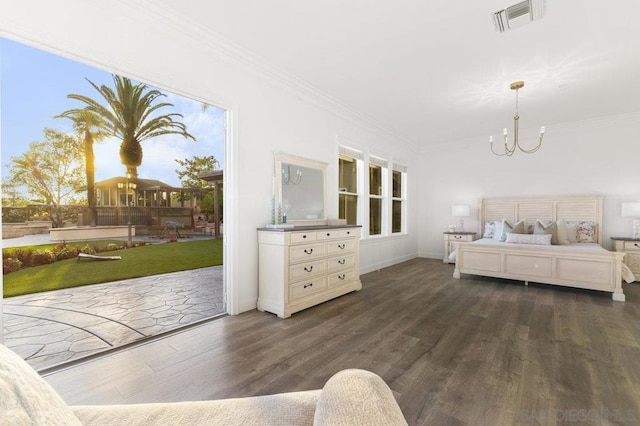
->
[3,266,224,371]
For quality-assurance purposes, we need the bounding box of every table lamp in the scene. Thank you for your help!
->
[451,205,470,232]
[621,201,640,238]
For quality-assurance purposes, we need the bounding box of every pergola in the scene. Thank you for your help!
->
[94,176,196,208]
[198,170,223,238]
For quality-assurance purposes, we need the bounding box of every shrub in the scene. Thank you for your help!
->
[80,244,96,255]
[4,248,32,267]
[31,249,56,266]
[51,242,78,261]
[3,257,22,274]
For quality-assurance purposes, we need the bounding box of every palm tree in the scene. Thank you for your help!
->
[65,74,195,177]
[55,109,107,226]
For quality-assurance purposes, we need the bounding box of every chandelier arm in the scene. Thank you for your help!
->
[516,133,544,154]
[490,142,509,156]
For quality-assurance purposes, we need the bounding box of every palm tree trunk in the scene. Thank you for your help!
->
[85,136,96,226]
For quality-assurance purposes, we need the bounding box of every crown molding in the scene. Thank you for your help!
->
[130,0,419,152]
[0,0,417,151]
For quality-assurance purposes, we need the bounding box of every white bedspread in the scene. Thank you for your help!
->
[449,238,636,283]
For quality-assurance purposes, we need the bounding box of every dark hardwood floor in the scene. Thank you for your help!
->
[44,258,640,425]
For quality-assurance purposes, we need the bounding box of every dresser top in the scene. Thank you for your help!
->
[257,225,362,232]
[611,236,640,241]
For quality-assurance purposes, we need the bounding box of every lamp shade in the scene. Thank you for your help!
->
[451,205,470,217]
[621,202,640,217]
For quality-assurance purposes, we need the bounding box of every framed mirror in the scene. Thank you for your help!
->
[273,152,327,226]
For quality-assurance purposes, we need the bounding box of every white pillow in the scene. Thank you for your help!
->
[483,221,497,239]
[505,233,552,245]
[495,219,527,242]
[492,220,504,240]
[556,219,570,245]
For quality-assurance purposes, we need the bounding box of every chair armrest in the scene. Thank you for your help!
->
[313,369,407,425]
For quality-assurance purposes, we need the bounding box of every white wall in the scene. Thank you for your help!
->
[0,1,419,322]
[419,112,640,258]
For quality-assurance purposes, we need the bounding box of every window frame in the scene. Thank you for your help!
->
[391,164,407,234]
[367,155,388,238]
[338,146,364,227]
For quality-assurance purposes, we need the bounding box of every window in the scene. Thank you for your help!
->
[338,145,406,238]
[338,147,363,225]
[392,164,407,233]
[369,156,387,236]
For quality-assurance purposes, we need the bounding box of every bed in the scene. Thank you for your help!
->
[452,195,627,301]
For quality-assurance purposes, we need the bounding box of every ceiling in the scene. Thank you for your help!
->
[155,0,640,149]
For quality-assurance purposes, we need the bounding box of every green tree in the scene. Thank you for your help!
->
[54,109,107,226]
[8,128,84,227]
[175,155,220,216]
[1,178,29,207]
[65,74,195,176]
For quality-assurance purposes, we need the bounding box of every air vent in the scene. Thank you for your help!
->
[493,0,546,33]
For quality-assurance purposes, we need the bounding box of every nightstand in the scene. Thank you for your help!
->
[611,237,640,281]
[443,232,476,263]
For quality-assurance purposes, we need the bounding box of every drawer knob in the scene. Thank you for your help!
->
[303,235,307,239]
[338,274,346,280]
[635,243,639,249]
[304,248,313,254]
[304,266,313,272]
[338,259,346,265]
[338,244,345,249]
[326,233,331,236]
[304,283,313,289]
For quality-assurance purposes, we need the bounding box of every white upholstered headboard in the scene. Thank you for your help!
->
[480,195,603,244]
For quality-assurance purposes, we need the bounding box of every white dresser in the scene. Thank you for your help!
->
[258,226,362,318]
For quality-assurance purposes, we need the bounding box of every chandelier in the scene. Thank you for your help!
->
[490,81,545,156]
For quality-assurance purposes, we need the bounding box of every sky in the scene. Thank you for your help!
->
[0,37,225,192]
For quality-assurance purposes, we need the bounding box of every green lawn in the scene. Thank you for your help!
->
[3,239,223,298]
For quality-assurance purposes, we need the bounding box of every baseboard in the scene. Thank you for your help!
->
[359,253,418,275]
[418,251,443,260]
[238,298,259,315]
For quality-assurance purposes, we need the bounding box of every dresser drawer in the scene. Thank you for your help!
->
[289,243,326,263]
[339,228,358,238]
[290,232,316,244]
[327,254,356,273]
[327,239,356,255]
[623,241,640,251]
[289,259,326,282]
[328,269,356,287]
[316,229,341,240]
[289,277,327,301]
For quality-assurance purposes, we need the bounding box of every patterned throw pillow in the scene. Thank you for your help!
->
[483,221,497,238]
[574,221,596,243]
